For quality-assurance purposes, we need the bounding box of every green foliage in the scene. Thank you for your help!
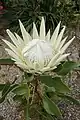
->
[0,83,18,103]
[12,84,29,96]
[0,84,6,91]
[54,61,80,76]
[4,0,80,33]
[43,94,62,117]
[0,58,14,65]
[58,94,80,105]
[40,76,70,93]
[13,95,24,102]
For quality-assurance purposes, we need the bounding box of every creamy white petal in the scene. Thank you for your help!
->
[37,44,44,62]
[61,36,75,54]
[3,39,19,55]
[49,66,57,71]
[33,62,41,70]
[6,29,19,48]
[40,17,45,40]
[15,62,28,70]
[15,60,34,70]
[51,21,61,46]
[48,52,60,67]
[22,39,39,54]
[52,53,70,67]
[55,26,66,49]
[19,20,32,44]
[38,60,44,69]
[5,48,21,62]
[46,29,50,41]
[14,32,24,47]
[33,23,39,39]
[59,36,68,49]
[41,66,50,72]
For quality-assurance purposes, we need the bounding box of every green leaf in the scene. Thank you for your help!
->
[43,94,62,117]
[58,94,80,105]
[52,77,70,93]
[13,95,23,102]
[54,61,80,76]
[0,84,18,103]
[40,75,54,87]
[66,95,80,105]
[0,84,6,91]
[2,82,10,96]
[40,76,70,93]
[0,59,14,65]
[12,84,29,98]
[37,109,55,120]
[45,86,55,93]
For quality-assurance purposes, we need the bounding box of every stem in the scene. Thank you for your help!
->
[34,75,42,100]
[24,83,30,120]
[26,98,29,120]
[24,97,29,120]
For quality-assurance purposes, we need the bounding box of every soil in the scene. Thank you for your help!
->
[0,18,80,120]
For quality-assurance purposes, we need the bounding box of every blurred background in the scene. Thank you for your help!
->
[0,0,80,35]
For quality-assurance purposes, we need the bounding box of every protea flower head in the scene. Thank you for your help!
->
[3,17,75,73]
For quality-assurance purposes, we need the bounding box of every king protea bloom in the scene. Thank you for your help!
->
[3,17,75,73]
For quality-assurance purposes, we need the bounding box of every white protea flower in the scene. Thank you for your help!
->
[3,17,75,73]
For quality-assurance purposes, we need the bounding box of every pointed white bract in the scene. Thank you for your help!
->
[19,20,32,44]
[33,23,39,39]
[40,17,45,40]
[46,29,50,41]
[55,26,66,50]
[3,17,75,73]
[51,21,61,46]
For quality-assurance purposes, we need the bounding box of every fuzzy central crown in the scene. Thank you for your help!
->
[22,39,53,66]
